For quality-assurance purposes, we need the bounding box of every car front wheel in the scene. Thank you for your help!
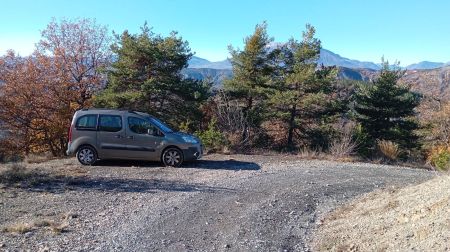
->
[162,148,183,167]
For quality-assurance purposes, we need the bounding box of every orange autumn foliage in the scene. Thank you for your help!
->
[0,18,110,157]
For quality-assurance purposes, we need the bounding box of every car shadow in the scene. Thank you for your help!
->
[61,177,231,194]
[1,171,233,194]
[93,159,163,168]
[94,159,261,171]
[184,159,261,171]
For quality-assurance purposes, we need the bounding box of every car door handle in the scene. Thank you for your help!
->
[126,136,134,139]
[114,135,123,138]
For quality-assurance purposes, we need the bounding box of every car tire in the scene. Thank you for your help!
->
[76,145,97,165]
[162,147,184,167]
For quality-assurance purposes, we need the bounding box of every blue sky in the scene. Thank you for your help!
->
[1,0,449,65]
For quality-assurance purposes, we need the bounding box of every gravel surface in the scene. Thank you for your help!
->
[0,154,435,251]
[313,174,450,251]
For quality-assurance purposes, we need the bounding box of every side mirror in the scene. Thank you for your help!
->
[148,128,161,136]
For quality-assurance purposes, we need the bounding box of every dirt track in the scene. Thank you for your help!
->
[0,155,434,251]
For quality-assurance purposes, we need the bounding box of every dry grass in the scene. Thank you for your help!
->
[47,222,69,234]
[33,219,55,227]
[377,140,400,161]
[2,212,73,235]
[329,137,357,159]
[298,147,325,160]
[313,176,450,251]
[0,160,88,188]
[2,223,33,234]
[329,122,358,159]
[0,162,30,184]
[24,153,54,164]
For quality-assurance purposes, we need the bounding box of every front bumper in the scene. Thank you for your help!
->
[183,144,203,161]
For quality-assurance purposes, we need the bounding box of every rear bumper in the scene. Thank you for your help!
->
[66,142,75,156]
[183,144,203,161]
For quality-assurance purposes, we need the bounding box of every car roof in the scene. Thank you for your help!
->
[75,109,151,117]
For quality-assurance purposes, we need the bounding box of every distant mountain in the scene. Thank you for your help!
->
[319,49,381,70]
[182,68,233,86]
[188,56,211,67]
[188,56,231,69]
[406,61,445,70]
[338,66,450,101]
[338,67,377,82]
[186,50,450,99]
[190,49,382,71]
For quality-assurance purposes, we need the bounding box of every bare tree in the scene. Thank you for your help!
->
[329,120,358,158]
[215,90,251,147]
[37,17,111,108]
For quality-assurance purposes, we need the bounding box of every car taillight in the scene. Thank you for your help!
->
[68,125,72,143]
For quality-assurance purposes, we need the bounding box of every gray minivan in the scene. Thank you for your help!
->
[66,109,202,167]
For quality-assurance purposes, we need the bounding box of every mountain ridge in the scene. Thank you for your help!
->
[189,49,447,71]
[185,49,450,100]
[406,61,447,70]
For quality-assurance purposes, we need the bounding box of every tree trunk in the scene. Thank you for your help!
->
[287,105,296,150]
[60,137,67,156]
[242,96,253,143]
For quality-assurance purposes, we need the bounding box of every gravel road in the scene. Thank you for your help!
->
[0,154,435,251]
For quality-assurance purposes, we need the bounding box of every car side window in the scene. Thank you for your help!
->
[99,115,122,132]
[76,115,97,130]
[128,117,154,134]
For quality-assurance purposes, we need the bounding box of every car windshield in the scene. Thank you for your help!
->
[148,117,174,133]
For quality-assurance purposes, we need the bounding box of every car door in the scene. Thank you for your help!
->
[96,114,128,159]
[125,116,164,160]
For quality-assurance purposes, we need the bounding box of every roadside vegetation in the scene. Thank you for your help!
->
[0,18,449,170]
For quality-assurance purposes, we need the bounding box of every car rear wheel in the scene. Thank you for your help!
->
[77,146,97,165]
[162,148,183,167]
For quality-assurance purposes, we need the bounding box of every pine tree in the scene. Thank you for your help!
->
[95,23,211,127]
[224,22,275,143]
[353,61,421,154]
[270,24,338,149]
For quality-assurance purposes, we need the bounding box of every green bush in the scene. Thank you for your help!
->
[195,119,228,152]
[430,148,450,171]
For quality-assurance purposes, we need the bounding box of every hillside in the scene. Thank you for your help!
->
[401,66,450,100]
[339,67,450,100]
[314,175,450,251]
[184,65,450,99]
[182,68,233,86]
[337,67,377,82]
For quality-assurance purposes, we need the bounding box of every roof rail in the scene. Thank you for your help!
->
[77,108,144,114]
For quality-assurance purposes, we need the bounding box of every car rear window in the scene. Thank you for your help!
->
[99,115,122,132]
[76,115,97,130]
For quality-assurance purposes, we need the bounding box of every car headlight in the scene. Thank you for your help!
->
[182,136,198,144]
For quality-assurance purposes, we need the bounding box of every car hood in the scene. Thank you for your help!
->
[173,132,200,141]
